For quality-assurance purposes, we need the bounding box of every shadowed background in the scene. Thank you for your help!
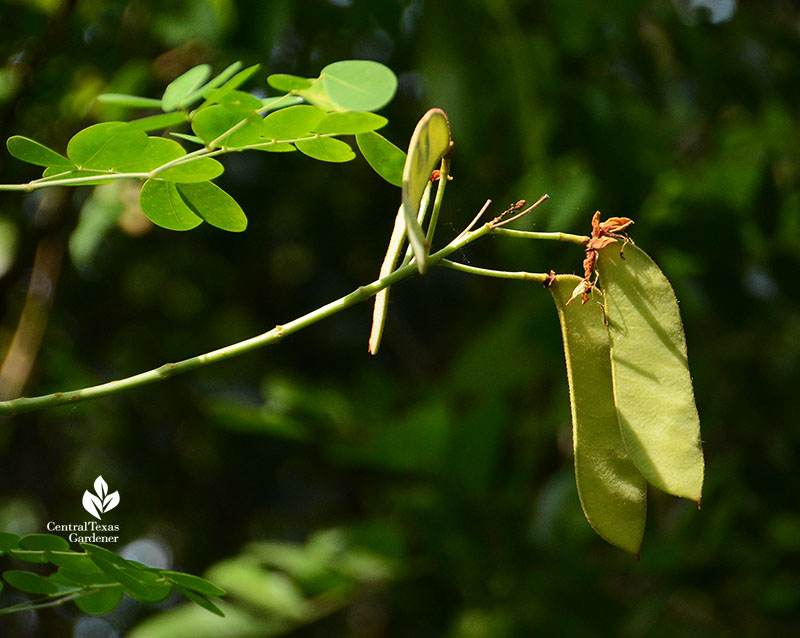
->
[1,0,799,636]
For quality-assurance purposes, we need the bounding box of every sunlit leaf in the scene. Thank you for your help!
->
[162,65,212,111]
[156,157,225,183]
[550,275,647,555]
[597,244,705,502]
[191,105,263,148]
[314,111,387,135]
[175,182,248,232]
[213,90,263,112]
[67,122,149,170]
[3,570,58,595]
[261,105,325,141]
[356,132,405,187]
[320,60,397,112]
[139,179,203,231]
[127,112,189,132]
[111,137,186,173]
[295,137,355,163]
[75,584,124,614]
[267,74,313,92]
[96,94,163,109]
[190,61,254,106]
[170,133,205,145]
[7,136,74,168]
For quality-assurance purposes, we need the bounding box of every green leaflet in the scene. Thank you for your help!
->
[18,533,70,551]
[550,275,647,555]
[267,74,313,92]
[2,570,58,595]
[75,585,124,615]
[597,244,705,502]
[356,131,405,187]
[6,136,74,168]
[96,94,163,109]
[295,137,355,163]
[110,137,185,173]
[67,122,149,170]
[313,112,387,135]
[191,105,263,148]
[161,571,226,598]
[319,60,397,112]
[139,180,203,231]
[175,182,248,232]
[127,112,189,132]
[162,65,212,111]
[262,105,326,141]
[156,157,225,183]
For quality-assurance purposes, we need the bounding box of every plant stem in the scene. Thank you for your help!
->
[0,223,490,415]
[440,259,548,283]
[491,227,588,246]
[425,157,450,245]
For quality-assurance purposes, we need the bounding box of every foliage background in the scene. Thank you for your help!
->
[1,0,799,635]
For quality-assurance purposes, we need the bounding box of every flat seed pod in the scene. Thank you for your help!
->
[596,244,704,502]
[401,108,451,273]
[550,275,647,555]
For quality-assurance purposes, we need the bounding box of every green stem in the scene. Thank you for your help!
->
[0,224,491,415]
[425,157,450,245]
[0,588,92,615]
[491,227,588,246]
[440,259,548,283]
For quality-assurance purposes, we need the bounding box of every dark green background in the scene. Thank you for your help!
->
[1,1,799,635]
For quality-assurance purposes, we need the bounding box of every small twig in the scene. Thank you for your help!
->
[491,227,589,246]
[455,199,492,240]
[440,259,548,283]
[491,193,550,228]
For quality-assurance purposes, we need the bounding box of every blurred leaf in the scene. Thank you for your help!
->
[319,60,397,112]
[174,585,225,616]
[597,245,705,502]
[96,94,163,108]
[356,131,405,186]
[66,122,149,170]
[198,64,260,106]
[313,111,387,135]
[3,570,58,595]
[162,65,212,111]
[74,584,124,615]
[6,136,74,168]
[262,105,325,141]
[129,602,284,638]
[18,534,70,552]
[295,137,355,163]
[267,74,312,92]
[127,112,189,132]
[0,532,21,555]
[161,571,225,598]
[139,179,203,231]
[175,182,248,232]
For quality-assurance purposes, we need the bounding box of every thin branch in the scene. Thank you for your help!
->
[440,259,548,283]
[490,193,550,228]
[491,227,588,246]
[455,199,492,240]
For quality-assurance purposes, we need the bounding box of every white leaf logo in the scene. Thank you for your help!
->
[82,475,120,520]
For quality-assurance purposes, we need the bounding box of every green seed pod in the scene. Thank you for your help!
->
[597,244,704,502]
[550,275,647,555]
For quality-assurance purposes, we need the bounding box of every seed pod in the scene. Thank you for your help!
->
[550,275,647,554]
[596,244,704,502]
